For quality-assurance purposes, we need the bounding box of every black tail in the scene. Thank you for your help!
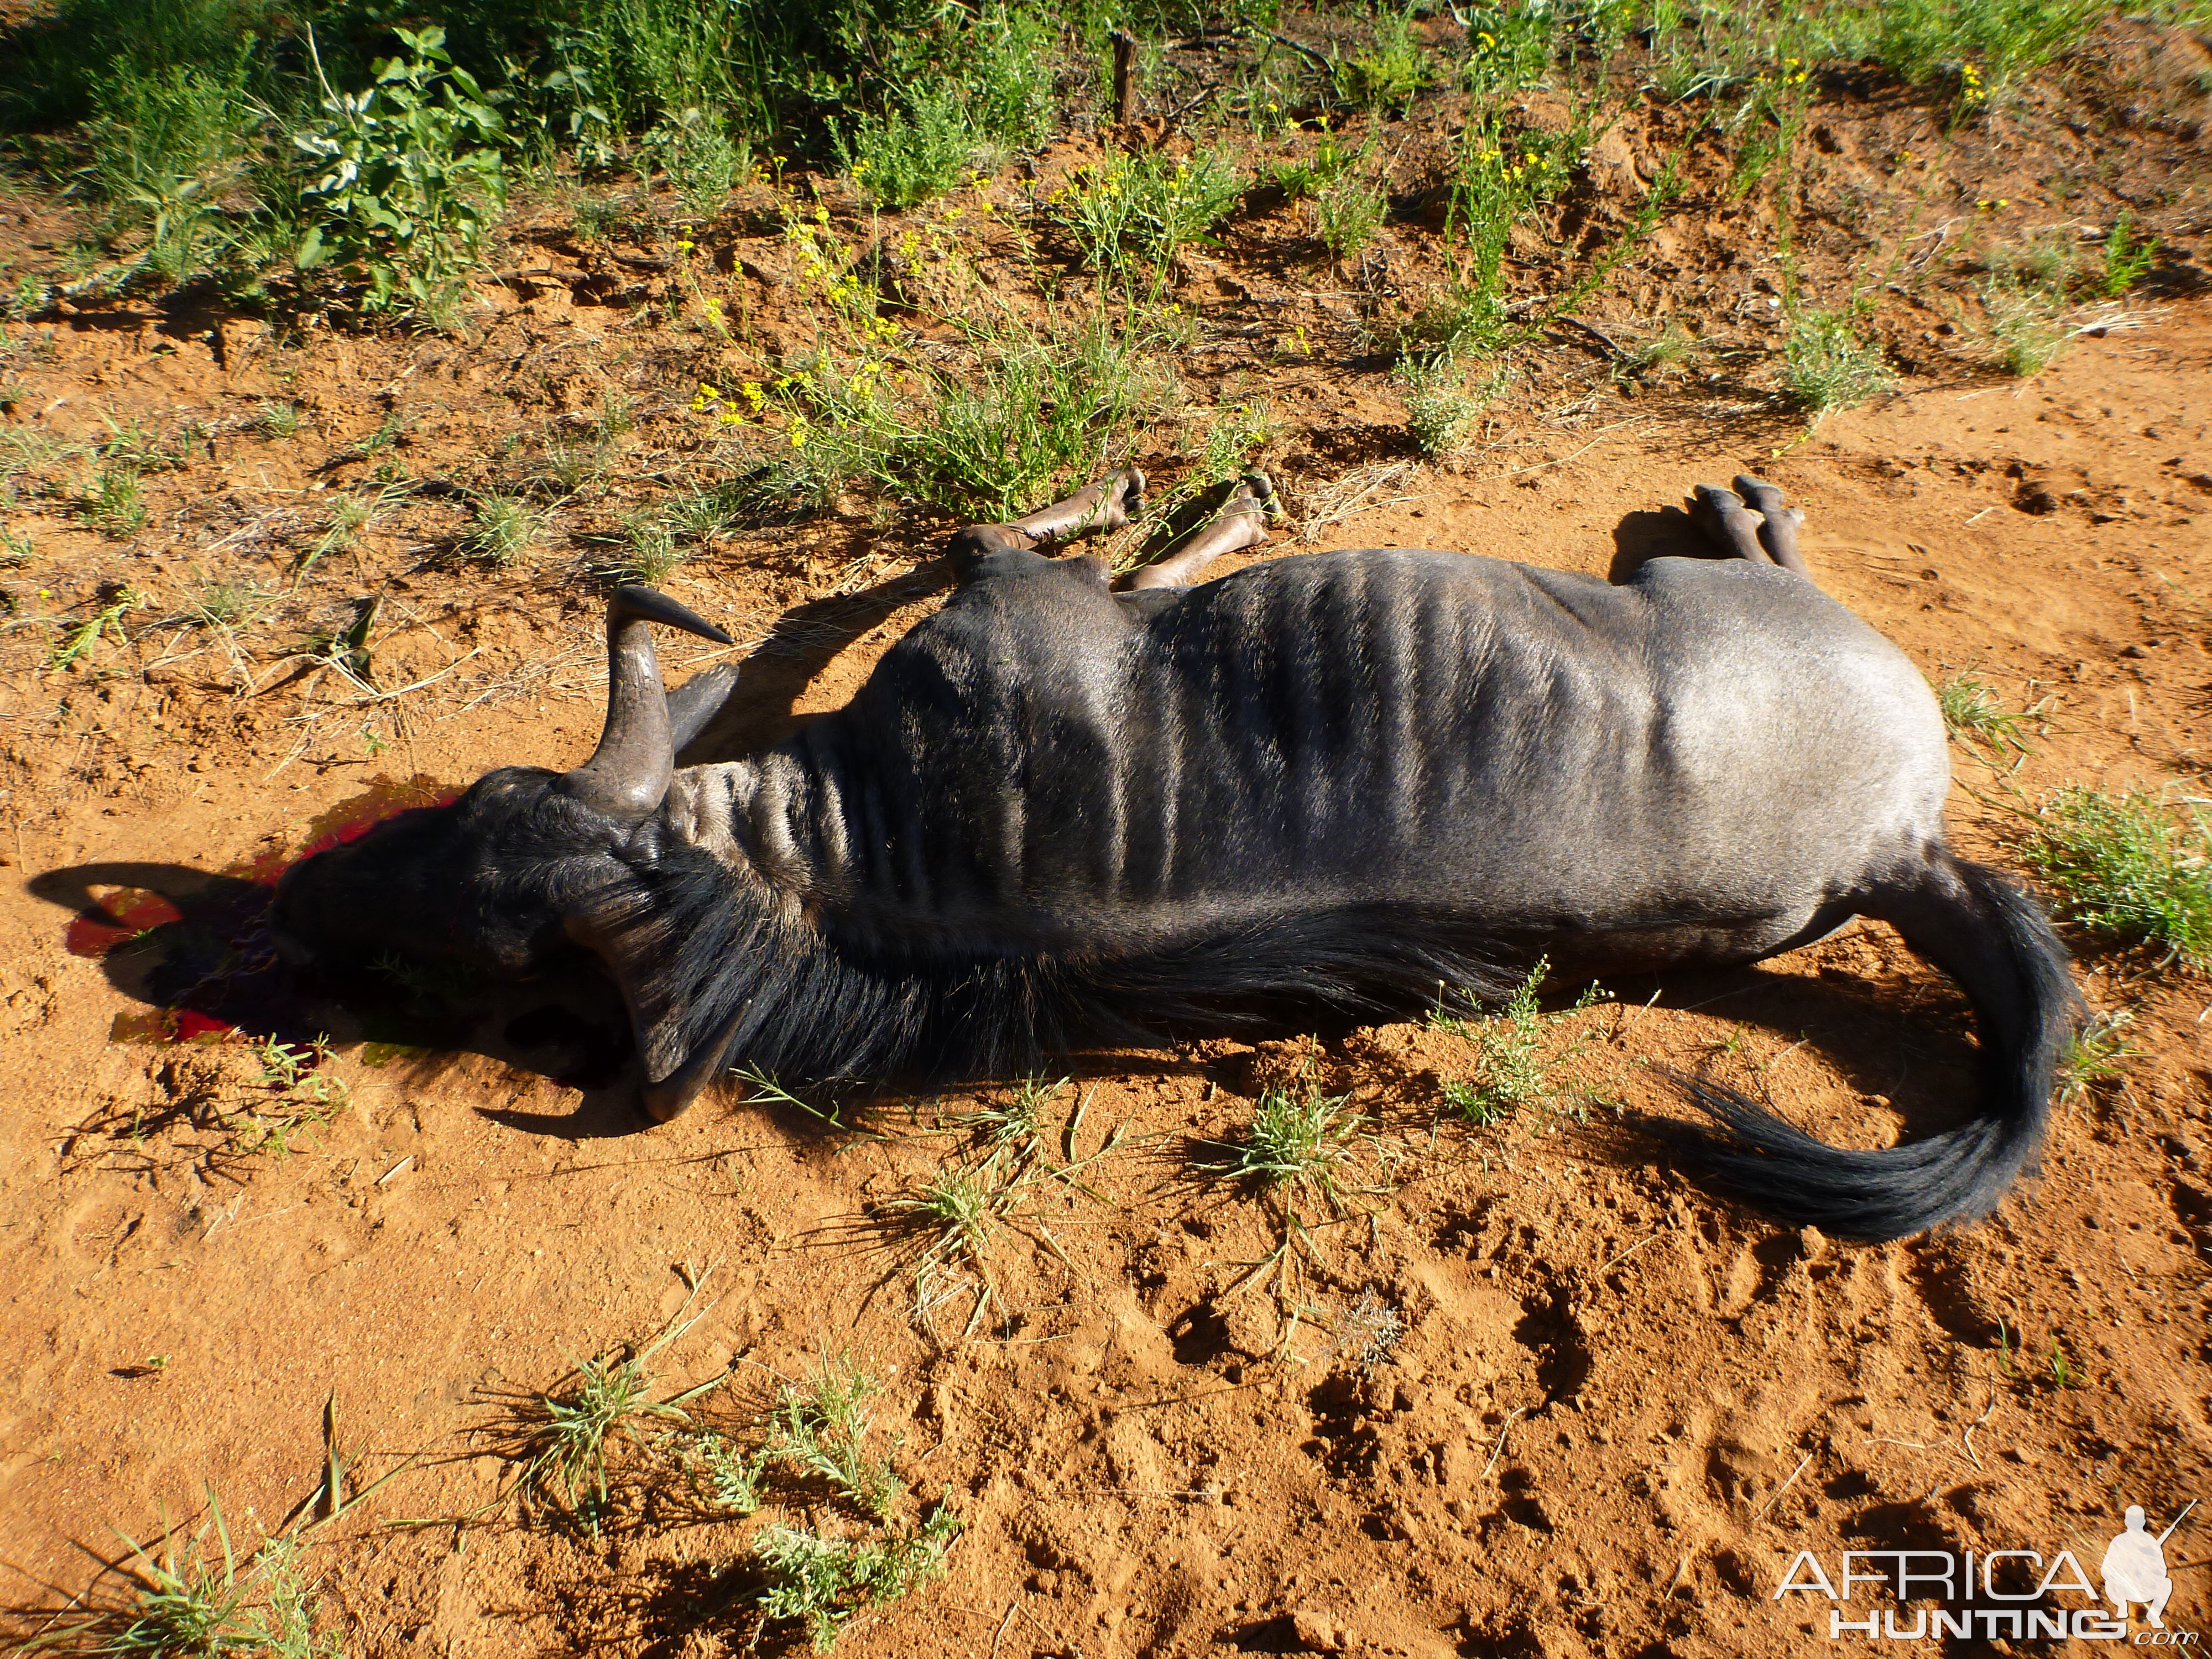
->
[1681,854,2080,1243]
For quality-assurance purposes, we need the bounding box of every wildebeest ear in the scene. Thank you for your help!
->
[564,911,738,1123]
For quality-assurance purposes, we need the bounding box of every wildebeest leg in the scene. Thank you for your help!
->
[946,471,1146,578]
[1689,475,1813,580]
[1010,468,1146,542]
[1129,472,1272,590]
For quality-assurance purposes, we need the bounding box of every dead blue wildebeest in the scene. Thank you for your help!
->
[271,473,2078,1241]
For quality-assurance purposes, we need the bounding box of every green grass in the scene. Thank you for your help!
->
[2021,786,2212,970]
[760,1354,904,1520]
[460,492,541,566]
[81,466,148,538]
[1201,1082,1365,1209]
[1981,269,2071,375]
[2057,1005,2135,1101]
[1937,672,2041,765]
[1782,307,1895,415]
[41,1488,339,1659]
[512,1283,721,1535]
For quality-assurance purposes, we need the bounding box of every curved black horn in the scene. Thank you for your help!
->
[555,586,735,822]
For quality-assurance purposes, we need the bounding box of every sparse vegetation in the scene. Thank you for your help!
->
[1394,351,1494,456]
[1938,672,2043,765]
[1433,958,1609,1125]
[1056,148,1246,275]
[1782,307,1895,414]
[460,492,541,565]
[1202,1081,1365,1211]
[2022,786,2212,970]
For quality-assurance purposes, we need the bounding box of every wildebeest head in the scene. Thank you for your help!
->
[270,587,736,1118]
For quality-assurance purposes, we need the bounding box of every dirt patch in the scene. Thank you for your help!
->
[3,20,2211,1658]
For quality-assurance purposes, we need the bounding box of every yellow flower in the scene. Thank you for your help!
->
[718,410,743,424]
[676,238,695,251]
[699,382,721,397]
[741,381,765,409]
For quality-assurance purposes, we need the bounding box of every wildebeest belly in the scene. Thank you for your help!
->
[771,548,1948,957]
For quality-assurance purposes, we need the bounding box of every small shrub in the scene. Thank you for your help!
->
[2021,785,2212,970]
[600,508,685,585]
[1335,6,1431,112]
[1057,148,1245,274]
[1394,351,1493,456]
[2098,212,2156,298]
[755,1505,963,1653]
[60,1491,340,1659]
[293,26,508,319]
[1782,308,1895,414]
[1433,958,1608,1124]
[1316,172,1388,262]
[644,106,745,221]
[840,86,979,210]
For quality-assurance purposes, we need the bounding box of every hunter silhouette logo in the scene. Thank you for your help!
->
[2105,1503,2193,1629]
[1773,1501,2200,1643]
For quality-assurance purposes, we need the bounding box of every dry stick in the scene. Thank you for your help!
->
[1111,30,1138,126]
[1480,1406,1528,1480]
[989,1600,1020,1659]
[1752,1451,1814,1521]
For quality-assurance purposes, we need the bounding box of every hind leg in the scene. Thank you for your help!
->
[1129,472,1272,591]
[1689,474,1813,581]
[947,470,1146,576]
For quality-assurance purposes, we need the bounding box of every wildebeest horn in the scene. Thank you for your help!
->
[556,586,735,822]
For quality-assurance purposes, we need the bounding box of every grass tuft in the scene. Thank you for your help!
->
[2021,785,2212,970]
[1937,672,2042,766]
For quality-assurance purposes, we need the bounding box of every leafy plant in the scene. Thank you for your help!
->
[1335,6,1430,112]
[1433,958,1609,1124]
[2021,785,2211,969]
[755,1504,962,1653]
[644,105,745,221]
[1316,170,1388,262]
[760,1354,903,1520]
[1271,126,1361,201]
[2098,212,2156,297]
[512,1283,721,1536]
[841,85,979,208]
[293,26,508,320]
